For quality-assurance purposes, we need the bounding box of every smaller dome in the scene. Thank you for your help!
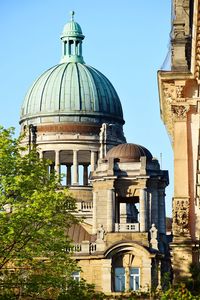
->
[61,11,84,39]
[106,143,153,162]
[62,21,84,38]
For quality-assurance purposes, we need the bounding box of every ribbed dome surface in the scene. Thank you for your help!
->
[106,143,153,162]
[62,21,84,38]
[20,62,124,125]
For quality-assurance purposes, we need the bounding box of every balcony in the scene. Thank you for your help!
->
[115,223,140,232]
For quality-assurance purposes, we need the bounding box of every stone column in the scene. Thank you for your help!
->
[139,188,147,232]
[67,38,70,55]
[92,191,97,234]
[74,41,76,55]
[158,189,166,234]
[55,150,60,175]
[80,42,82,56]
[107,189,115,232]
[125,266,130,292]
[66,164,72,185]
[151,189,159,228]
[90,151,97,172]
[39,151,43,159]
[119,203,127,224]
[83,164,88,186]
[73,150,78,185]
[157,260,162,290]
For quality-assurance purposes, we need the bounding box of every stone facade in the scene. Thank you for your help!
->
[158,0,200,281]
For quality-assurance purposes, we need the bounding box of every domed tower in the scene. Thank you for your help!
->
[20,12,126,186]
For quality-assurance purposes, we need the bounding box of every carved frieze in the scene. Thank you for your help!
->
[195,14,200,79]
[163,83,176,103]
[176,85,184,99]
[173,198,189,235]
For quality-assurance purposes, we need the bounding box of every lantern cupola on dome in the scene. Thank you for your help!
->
[60,11,85,63]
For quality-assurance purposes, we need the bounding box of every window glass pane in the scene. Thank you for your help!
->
[130,267,139,275]
[130,268,140,291]
[135,275,139,290]
[114,267,125,292]
[72,271,79,276]
[71,271,80,282]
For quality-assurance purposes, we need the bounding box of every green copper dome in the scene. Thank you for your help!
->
[20,12,124,126]
[20,63,124,124]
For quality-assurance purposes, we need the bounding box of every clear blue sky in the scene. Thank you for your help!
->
[0,0,173,216]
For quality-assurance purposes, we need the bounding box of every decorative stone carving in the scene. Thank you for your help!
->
[161,83,176,141]
[195,16,200,78]
[172,105,189,120]
[97,224,105,241]
[99,123,107,159]
[163,83,176,104]
[149,224,158,250]
[176,85,184,98]
[173,199,189,235]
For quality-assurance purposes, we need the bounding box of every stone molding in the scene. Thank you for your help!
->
[194,1,200,78]
[37,123,101,134]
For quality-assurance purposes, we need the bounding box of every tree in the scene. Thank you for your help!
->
[0,127,78,299]
[58,278,105,300]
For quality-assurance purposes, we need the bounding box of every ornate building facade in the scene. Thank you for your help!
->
[20,12,169,293]
[158,0,200,281]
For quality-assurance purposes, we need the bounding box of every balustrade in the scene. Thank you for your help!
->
[115,223,140,232]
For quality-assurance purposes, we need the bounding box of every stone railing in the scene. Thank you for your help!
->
[115,223,140,232]
[81,201,93,211]
[66,241,97,254]
[76,201,93,212]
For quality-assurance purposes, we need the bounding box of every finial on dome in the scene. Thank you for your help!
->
[70,11,75,21]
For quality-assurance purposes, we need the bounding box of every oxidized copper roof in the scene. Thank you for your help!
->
[106,143,153,162]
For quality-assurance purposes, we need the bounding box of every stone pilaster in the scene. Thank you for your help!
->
[107,189,115,232]
[158,189,166,234]
[92,191,97,234]
[139,188,147,232]
[101,259,112,293]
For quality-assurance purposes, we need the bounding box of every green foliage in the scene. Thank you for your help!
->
[160,283,200,300]
[0,127,79,298]
[161,271,171,291]
[188,262,200,294]
[58,278,106,300]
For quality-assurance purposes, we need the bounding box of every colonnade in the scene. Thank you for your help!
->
[115,187,166,233]
[139,188,166,233]
[39,149,98,186]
